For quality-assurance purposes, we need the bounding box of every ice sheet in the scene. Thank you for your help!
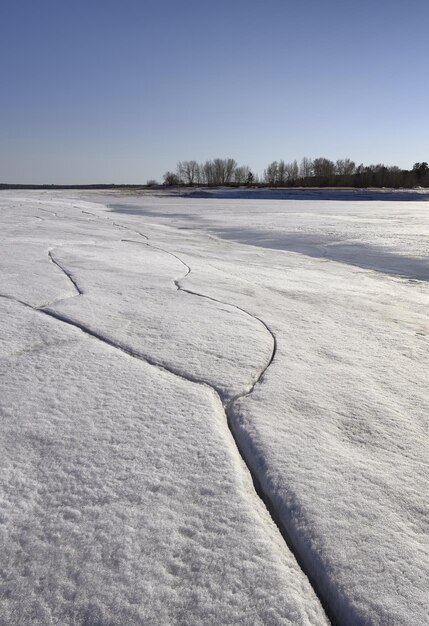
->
[1,189,428,625]
[0,194,328,625]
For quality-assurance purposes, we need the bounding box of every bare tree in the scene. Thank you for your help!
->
[176,162,186,183]
[203,158,237,185]
[195,163,203,185]
[188,160,200,185]
[313,158,335,178]
[285,160,299,181]
[213,159,225,185]
[224,158,237,183]
[277,160,287,185]
[234,165,251,184]
[201,160,214,185]
[299,157,313,178]
[335,158,356,176]
[163,171,181,186]
[177,160,200,185]
[264,161,279,185]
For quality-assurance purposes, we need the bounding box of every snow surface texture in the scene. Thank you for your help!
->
[0,194,327,625]
[1,190,428,625]
[107,188,429,281]
[88,189,429,625]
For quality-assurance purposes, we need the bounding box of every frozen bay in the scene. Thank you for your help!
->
[1,189,428,625]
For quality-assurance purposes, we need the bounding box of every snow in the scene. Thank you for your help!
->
[0,194,327,625]
[45,242,272,401]
[1,189,428,624]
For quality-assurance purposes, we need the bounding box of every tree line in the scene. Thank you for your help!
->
[262,158,429,188]
[161,159,255,187]
[156,157,429,188]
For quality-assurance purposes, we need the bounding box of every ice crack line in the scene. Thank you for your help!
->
[38,207,59,218]
[120,238,276,401]
[74,206,335,622]
[0,293,34,309]
[48,250,83,296]
[116,239,338,623]
[43,204,332,622]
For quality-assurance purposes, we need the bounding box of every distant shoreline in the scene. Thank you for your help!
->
[0,183,147,190]
[1,184,428,192]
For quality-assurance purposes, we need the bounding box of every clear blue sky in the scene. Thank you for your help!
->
[1,0,428,183]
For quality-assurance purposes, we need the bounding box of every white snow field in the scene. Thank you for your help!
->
[1,190,428,625]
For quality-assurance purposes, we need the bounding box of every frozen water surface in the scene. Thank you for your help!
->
[1,189,428,625]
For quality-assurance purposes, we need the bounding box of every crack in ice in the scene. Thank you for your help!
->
[2,204,332,623]
[75,206,337,623]
[48,249,83,297]
[73,209,335,623]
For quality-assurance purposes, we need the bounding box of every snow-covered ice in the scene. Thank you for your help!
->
[1,189,428,625]
[45,242,271,401]
[0,194,327,625]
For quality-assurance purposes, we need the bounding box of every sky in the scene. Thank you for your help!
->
[1,0,429,183]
